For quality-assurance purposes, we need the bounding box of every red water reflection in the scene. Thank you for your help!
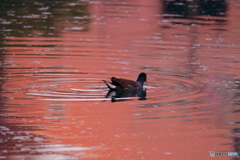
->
[1,0,240,160]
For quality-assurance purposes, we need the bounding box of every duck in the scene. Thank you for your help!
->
[103,72,147,90]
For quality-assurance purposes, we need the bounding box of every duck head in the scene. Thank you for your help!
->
[136,72,147,84]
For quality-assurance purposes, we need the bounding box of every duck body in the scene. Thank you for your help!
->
[103,72,147,91]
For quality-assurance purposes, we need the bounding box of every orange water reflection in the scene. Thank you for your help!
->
[1,0,240,160]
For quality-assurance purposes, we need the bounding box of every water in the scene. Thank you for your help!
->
[0,0,240,159]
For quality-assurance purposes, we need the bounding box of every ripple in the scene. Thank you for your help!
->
[146,73,205,102]
[130,71,238,121]
[26,77,136,102]
[25,72,206,104]
[27,90,132,102]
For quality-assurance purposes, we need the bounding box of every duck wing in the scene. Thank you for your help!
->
[111,77,139,89]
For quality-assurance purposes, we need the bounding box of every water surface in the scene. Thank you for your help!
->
[0,0,240,159]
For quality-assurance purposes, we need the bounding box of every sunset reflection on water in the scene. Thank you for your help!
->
[0,0,240,159]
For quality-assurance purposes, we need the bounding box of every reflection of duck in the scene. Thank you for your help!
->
[103,73,147,101]
[105,89,147,102]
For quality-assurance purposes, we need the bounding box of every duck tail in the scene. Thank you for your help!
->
[102,80,116,89]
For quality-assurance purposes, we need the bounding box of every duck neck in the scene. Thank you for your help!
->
[136,79,144,88]
[137,77,145,84]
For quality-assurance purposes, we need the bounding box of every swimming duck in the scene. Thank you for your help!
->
[103,72,147,90]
